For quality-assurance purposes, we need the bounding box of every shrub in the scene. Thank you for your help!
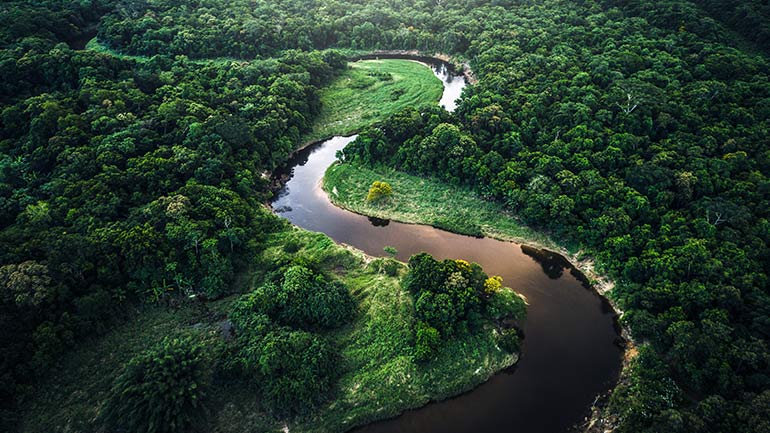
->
[101,337,210,433]
[259,329,337,414]
[280,265,355,329]
[484,276,503,295]
[383,245,398,257]
[366,180,392,202]
[235,326,338,415]
[231,266,355,330]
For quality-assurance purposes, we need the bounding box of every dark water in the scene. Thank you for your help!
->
[271,62,622,433]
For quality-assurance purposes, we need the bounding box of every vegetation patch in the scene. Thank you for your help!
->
[304,60,443,143]
[324,161,558,249]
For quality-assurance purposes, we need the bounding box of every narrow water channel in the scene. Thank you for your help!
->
[271,61,623,433]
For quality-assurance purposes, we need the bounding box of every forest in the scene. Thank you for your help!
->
[1,0,769,432]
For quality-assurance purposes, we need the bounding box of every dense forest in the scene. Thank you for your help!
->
[1,0,769,432]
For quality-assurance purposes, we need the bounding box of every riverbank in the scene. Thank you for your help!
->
[323,161,626,312]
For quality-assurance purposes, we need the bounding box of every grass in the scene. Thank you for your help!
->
[303,59,443,144]
[19,228,516,433]
[324,162,565,251]
[85,37,252,65]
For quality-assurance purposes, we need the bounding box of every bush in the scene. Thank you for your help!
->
[366,180,393,202]
[101,337,210,433]
[231,265,355,330]
[280,265,355,329]
[235,325,338,415]
[258,329,337,414]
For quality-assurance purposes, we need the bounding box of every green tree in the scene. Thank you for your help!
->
[101,337,210,433]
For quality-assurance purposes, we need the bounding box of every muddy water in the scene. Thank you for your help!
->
[271,61,622,433]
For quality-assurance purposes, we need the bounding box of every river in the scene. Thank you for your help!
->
[271,60,622,433]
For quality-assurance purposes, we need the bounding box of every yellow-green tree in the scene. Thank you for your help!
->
[366,181,392,202]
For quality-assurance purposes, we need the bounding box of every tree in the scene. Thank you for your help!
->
[0,261,54,308]
[101,337,210,433]
[366,180,392,203]
[484,275,503,295]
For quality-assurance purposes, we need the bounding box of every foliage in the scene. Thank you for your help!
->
[414,321,440,362]
[331,0,770,429]
[232,319,338,415]
[3,0,770,430]
[484,276,503,296]
[234,265,355,330]
[365,180,393,203]
[226,264,353,414]
[0,10,346,419]
[486,288,527,323]
[497,328,520,353]
[19,231,522,433]
[383,246,398,257]
[404,253,523,361]
[101,337,210,433]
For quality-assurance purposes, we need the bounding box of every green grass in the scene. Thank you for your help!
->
[85,37,248,65]
[20,228,517,433]
[85,37,149,62]
[324,162,565,251]
[303,59,443,144]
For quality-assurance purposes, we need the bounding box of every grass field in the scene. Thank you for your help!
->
[304,59,443,144]
[324,162,568,252]
[85,37,245,65]
[20,228,516,433]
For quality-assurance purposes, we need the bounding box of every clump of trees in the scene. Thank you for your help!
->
[226,265,355,414]
[0,11,347,423]
[101,337,210,433]
[404,253,524,361]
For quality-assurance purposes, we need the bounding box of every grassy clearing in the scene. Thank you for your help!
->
[20,228,516,433]
[324,162,564,251]
[304,59,443,144]
[85,37,248,65]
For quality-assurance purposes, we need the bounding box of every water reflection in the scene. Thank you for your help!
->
[368,216,391,227]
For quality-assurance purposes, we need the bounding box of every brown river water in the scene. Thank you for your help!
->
[271,61,622,433]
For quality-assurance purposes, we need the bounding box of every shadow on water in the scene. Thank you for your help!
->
[520,245,593,290]
[367,216,390,227]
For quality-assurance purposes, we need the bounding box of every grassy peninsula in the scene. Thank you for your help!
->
[324,162,566,251]
[304,59,443,143]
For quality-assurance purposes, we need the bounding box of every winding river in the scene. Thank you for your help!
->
[272,61,623,433]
